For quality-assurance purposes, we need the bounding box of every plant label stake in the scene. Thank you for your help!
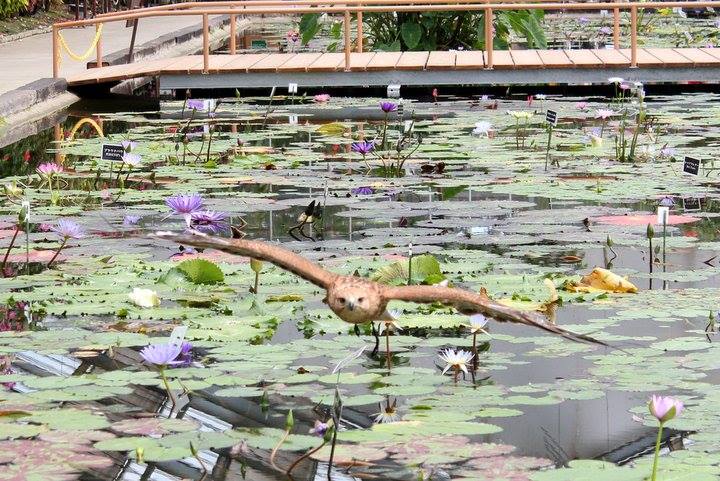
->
[407,243,413,286]
[684,156,700,175]
[101,144,124,162]
[544,110,558,171]
[682,197,701,212]
[387,84,401,98]
[288,82,298,94]
[288,114,298,125]
[21,200,29,274]
[657,206,670,225]
[404,120,413,133]
[169,325,188,346]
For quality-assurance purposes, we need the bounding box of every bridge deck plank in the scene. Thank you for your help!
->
[537,49,572,68]
[590,49,629,67]
[248,53,297,72]
[306,53,345,71]
[348,52,376,71]
[676,48,720,66]
[563,49,603,67]
[426,51,456,69]
[510,49,543,68]
[396,51,430,70]
[455,50,485,69]
[276,52,323,72]
[489,50,515,68]
[366,51,402,70]
[221,53,269,72]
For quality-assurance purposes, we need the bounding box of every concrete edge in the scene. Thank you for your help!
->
[0,91,78,148]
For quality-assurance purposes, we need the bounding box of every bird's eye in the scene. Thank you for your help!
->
[338,297,346,304]
[357,297,364,303]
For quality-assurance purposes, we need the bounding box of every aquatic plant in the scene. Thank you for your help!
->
[439,348,474,384]
[139,342,184,413]
[47,219,84,268]
[190,210,228,234]
[128,288,160,308]
[648,395,684,481]
[165,193,204,227]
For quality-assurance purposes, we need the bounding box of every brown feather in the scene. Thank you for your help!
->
[151,232,338,289]
[383,284,607,345]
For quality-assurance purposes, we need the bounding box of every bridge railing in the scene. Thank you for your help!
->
[52,0,720,79]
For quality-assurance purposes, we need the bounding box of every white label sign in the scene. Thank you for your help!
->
[657,206,670,225]
[288,83,298,94]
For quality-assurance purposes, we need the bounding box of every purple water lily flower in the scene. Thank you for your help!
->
[186,99,205,111]
[166,193,204,227]
[174,341,193,367]
[351,186,374,195]
[309,420,329,437]
[658,196,675,208]
[139,342,183,367]
[123,215,141,227]
[599,26,613,35]
[122,152,142,167]
[51,219,85,240]
[121,140,137,152]
[190,210,228,234]
[351,141,375,155]
[380,101,398,113]
[659,146,677,158]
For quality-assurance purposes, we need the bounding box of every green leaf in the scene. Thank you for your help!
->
[175,259,224,285]
[400,21,423,50]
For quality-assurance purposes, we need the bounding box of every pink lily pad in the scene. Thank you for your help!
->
[593,214,701,226]
[4,250,61,263]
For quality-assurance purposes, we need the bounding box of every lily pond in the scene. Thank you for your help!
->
[1,88,720,481]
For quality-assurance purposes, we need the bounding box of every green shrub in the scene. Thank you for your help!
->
[0,0,30,19]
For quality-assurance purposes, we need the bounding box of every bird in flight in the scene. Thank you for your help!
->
[153,232,605,346]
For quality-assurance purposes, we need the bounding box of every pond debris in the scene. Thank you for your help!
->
[564,267,638,294]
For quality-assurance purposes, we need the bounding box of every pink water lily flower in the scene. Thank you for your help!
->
[314,94,331,103]
[648,395,683,423]
[36,162,63,177]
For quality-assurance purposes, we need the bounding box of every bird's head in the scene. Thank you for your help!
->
[327,279,381,324]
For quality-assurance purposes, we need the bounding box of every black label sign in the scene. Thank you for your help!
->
[684,156,700,175]
[546,109,558,126]
[683,197,701,211]
[101,144,125,162]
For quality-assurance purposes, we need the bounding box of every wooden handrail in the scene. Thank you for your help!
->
[54,0,720,79]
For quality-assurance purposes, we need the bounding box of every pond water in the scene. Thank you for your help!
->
[1,90,720,481]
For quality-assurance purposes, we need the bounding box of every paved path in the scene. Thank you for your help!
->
[0,16,209,94]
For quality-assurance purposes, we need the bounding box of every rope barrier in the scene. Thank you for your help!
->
[57,24,103,64]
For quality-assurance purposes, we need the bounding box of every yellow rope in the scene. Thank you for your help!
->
[58,117,105,164]
[58,24,104,63]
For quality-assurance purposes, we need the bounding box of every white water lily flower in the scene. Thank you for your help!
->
[128,288,160,308]
[608,77,624,84]
[589,133,603,147]
[535,94,547,100]
[379,309,403,334]
[507,110,533,120]
[373,409,401,424]
[439,348,474,375]
[466,314,489,334]
[472,121,492,137]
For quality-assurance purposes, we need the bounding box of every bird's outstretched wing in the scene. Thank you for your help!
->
[152,232,338,289]
[383,284,606,345]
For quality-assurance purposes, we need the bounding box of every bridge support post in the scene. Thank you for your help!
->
[203,14,210,74]
[230,14,237,54]
[344,9,351,71]
[357,10,363,53]
[95,23,103,68]
[613,8,620,48]
[630,6,637,67]
[52,25,59,78]
[484,7,493,69]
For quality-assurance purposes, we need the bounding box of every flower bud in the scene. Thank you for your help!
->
[646,223,654,239]
[250,258,263,274]
[285,409,294,430]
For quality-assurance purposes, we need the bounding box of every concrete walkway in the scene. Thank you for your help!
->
[0,16,212,94]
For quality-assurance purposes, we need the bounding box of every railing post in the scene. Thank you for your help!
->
[95,22,103,68]
[613,7,620,48]
[52,25,60,78]
[230,14,237,54]
[356,9,363,53]
[484,7,493,69]
[630,6,637,67]
[344,9,351,71]
[203,13,210,74]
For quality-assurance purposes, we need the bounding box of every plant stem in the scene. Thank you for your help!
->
[544,125,553,171]
[662,217,667,273]
[286,440,326,477]
[158,366,177,416]
[47,238,67,269]
[385,325,391,370]
[472,332,478,372]
[651,422,664,481]
[2,226,20,270]
[254,271,259,294]
[270,428,290,472]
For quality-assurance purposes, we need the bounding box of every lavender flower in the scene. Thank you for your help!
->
[351,186,374,195]
[166,193,204,227]
[380,101,398,113]
[578,16,590,25]
[186,99,205,111]
[659,196,675,208]
[51,219,85,240]
[190,210,228,234]
[659,146,677,159]
[121,140,138,152]
[139,342,183,367]
[122,152,142,167]
[174,341,193,367]
[599,26,613,35]
[351,141,375,155]
[123,215,141,227]
[309,420,329,437]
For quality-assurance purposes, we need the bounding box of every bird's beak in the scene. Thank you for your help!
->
[346,301,355,311]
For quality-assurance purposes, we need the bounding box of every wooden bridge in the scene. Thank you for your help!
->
[54,0,720,90]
